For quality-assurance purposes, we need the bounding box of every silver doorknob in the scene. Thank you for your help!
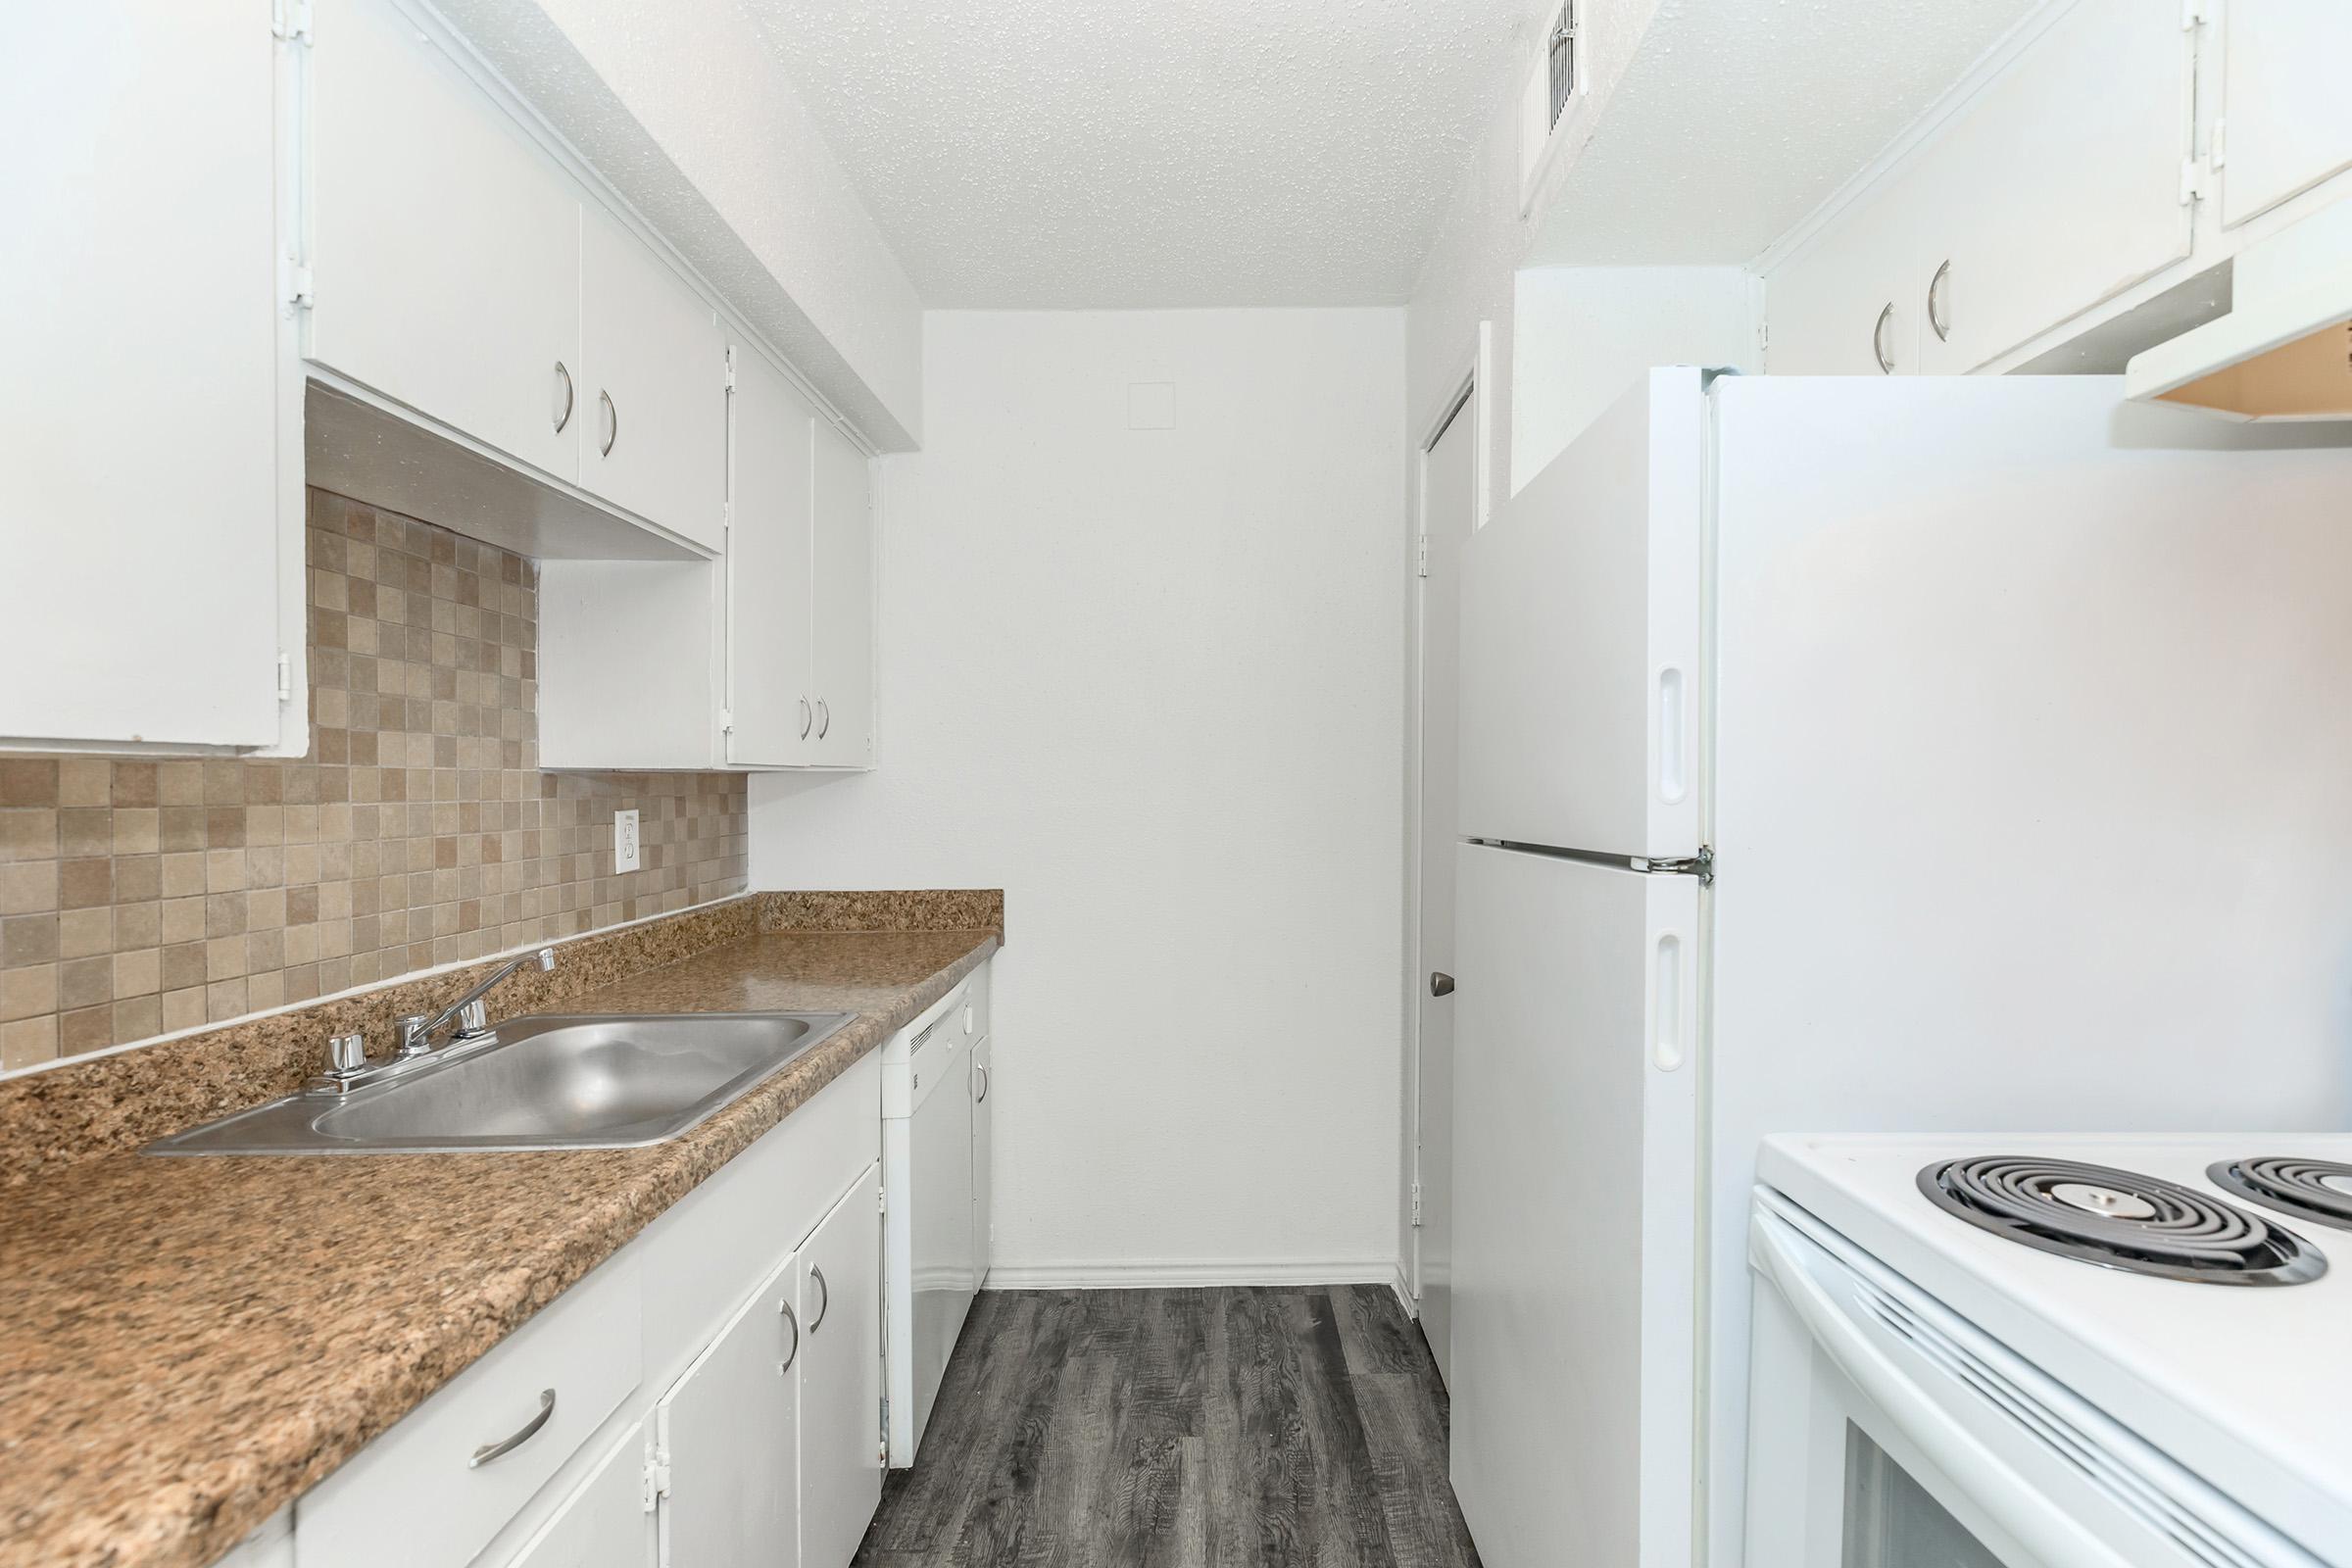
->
[1430,972,1454,997]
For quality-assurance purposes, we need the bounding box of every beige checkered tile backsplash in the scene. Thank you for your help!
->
[0,491,748,1070]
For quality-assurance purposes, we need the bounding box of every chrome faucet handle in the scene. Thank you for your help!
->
[395,1012,433,1057]
[453,998,491,1041]
[328,1033,368,1074]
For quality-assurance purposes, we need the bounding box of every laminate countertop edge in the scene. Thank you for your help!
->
[0,926,1000,1568]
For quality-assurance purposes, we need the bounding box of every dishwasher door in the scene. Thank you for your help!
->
[907,1026,976,1450]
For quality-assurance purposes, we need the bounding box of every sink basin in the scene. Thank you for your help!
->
[144,1012,856,1155]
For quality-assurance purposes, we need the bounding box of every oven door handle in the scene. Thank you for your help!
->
[1751,1209,2135,1568]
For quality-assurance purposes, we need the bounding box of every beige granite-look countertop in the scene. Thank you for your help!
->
[0,925,999,1568]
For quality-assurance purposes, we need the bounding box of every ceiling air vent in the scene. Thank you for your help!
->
[1547,1,1578,134]
[1520,0,1589,215]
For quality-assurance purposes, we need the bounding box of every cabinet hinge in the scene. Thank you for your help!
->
[878,1185,888,1214]
[2180,155,2208,207]
[271,0,314,43]
[723,345,736,392]
[283,258,315,313]
[1409,1179,1423,1228]
[718,708,734,734]
[879,1396,890,1463]
[275,652,293,703]
[642,1447,672,1512]
[2180,0,2207,27]
[2210,116,2229,172]
[1414,534,1430,578]
[1634,846,1715,884]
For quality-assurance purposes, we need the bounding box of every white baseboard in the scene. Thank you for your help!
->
[1392,1262,1418,1321]
[985,1257,1401,1291]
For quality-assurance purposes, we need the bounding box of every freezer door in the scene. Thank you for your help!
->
[1448,843,1700,1568]
[1458,368,1704,858]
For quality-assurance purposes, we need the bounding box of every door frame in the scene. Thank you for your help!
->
[1403,321,1494,1311]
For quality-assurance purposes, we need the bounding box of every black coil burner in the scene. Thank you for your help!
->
[2207,1157,2352,1234]
[1918,1155,2326,1287]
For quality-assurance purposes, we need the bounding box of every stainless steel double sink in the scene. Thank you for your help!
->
[145,1011,856,1155]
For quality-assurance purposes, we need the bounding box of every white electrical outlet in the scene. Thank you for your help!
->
[613,809,640,873]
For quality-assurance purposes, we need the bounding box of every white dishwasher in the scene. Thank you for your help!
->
[880,964,987,1464]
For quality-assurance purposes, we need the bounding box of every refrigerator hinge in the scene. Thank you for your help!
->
[1635,846,1713,885]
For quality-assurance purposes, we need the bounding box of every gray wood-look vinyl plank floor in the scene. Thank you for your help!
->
[854,1286,1483,1568]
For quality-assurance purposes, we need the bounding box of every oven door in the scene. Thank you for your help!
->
[1743,1190,2322,1568]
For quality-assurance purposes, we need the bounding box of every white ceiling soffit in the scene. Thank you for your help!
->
[1526,0,2045,266]
[739,0,1534,308]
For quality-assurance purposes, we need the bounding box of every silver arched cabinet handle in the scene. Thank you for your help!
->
[975,1061,989,1102]
[798,698,812,739]
[598,390,618,457]
[777,1297,800,1374]
[552,363,574,433]
[1872,304,1896,374]
[808,1266,829,1332]
[1927,260,1952,343]
[815,699,830,739]
[468,1389,555,1468]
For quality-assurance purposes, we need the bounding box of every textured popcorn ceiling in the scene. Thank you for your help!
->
[740,0,1534,307]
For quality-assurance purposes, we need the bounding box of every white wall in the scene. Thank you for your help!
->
[438,0,926,448]
[750,308,1409,1284]
[1510,266,1761,490]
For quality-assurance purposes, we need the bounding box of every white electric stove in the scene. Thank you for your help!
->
[1746,1133,2352,1568]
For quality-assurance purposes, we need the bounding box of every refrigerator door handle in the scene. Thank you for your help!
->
[1656,666,1689,805]
[1651,931,1686,1071]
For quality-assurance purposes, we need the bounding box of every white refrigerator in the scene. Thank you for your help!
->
[1445,368,2352,1568]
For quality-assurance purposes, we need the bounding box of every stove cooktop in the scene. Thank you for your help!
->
[1757,1132,2352,1564]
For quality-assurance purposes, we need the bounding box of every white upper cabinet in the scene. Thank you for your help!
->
[579,215,728,552]
[0,3,295,753]
[726,349,819,767]
[1903,0,2192,372]
[308,0,583,482]
[809,420,875,767]
[1767,0,2195,376]
[2215,0,2352,229]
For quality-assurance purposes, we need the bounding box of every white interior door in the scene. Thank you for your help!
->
[654,1252,801,1568]
[1448,842,1699,1568]
[797,1163,884,1568]
[1457,368,1703,858]
[1413,386,1478,1386]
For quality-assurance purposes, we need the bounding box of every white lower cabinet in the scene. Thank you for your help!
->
[970,1034,995,1290]
[795,1166,886,1568]
[653,1252,804,1568]
[293,1054,886,1568]
[505,1423,654,1568]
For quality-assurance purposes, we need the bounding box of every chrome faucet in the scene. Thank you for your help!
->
[396,947,556,1059]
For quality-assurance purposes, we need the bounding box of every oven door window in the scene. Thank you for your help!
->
[1843,1422,2004,1568]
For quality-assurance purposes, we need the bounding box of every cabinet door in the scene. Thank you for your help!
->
[1908,0,2191,370]
[970,1037,994,1289]
[579,216,727,550]
[308,0,581,480]
[808,420,874,767]
[1,3,286,749]
[654,1252,801,1568]
[797,1163,884,1568]
[2217,0,2352,229]
[505,1421,652,1568]
[725,347,817,766]
[1764,181,1930,375]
